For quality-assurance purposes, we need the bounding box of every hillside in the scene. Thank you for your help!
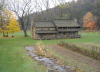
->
[17,0,100,30]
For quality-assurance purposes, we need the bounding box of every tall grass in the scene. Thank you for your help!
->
[59,41,100,60]
[34,41,53,58]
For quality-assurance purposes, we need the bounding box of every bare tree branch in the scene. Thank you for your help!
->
[7,0,36,37]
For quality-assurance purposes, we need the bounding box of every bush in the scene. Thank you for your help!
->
[34,41,53,58]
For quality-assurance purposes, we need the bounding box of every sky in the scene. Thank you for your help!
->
[8,0,77,12]
[34,0,76,12]
[7,0,77,19]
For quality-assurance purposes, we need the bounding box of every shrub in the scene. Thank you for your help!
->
[34,41,53,58]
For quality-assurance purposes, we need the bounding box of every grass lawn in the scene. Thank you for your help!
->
[0,31,100,72]
[0,31,46,72]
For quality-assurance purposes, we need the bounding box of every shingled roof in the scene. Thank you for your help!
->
[53,20,81,27]
[34,22,55,27]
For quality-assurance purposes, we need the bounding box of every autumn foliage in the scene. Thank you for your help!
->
[0,9,20,37]
[83,12,97,30]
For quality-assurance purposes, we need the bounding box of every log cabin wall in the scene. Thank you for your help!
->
[31,20,81,39]
[35,33,56,39]
[35,33,41,39]
[35,27,55,30]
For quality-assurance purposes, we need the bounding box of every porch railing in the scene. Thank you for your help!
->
[58,29,81,31]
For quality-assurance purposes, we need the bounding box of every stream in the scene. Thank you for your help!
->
[24,46,73,72]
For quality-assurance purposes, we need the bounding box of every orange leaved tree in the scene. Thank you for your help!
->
[0,9,20,37]
[83,12,97,30]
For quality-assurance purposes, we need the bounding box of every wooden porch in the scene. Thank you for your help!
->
[58,29,81,32]
[57,35,81,39]
[36,35,81,40]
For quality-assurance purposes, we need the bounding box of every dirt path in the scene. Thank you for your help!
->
[49,45,100,72]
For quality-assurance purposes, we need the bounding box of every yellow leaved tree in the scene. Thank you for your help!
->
[0,9,20,37]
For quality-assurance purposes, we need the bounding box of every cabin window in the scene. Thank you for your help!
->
[44,33,46,35]
[63,27,66,29]
[48,27,50,30]
[51,33,53,35]
[41,27,43,30]
[59,27,62,29]
[40,34,42,38]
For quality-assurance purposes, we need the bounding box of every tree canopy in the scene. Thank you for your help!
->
[83,12,97,30]
[0,9,20,37]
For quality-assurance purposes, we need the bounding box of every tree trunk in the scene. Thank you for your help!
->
[7,32,8,37]
[3,32,5,37]
[24,30,28,37]
[21,22,28,37]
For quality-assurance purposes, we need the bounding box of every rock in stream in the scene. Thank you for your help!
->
[25,46,73,72]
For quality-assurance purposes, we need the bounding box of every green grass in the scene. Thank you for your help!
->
[0,31,100,72]
[0,31,46,72]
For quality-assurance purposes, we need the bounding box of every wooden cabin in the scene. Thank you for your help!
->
[31,20,81,39]
[31,21,58,39]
